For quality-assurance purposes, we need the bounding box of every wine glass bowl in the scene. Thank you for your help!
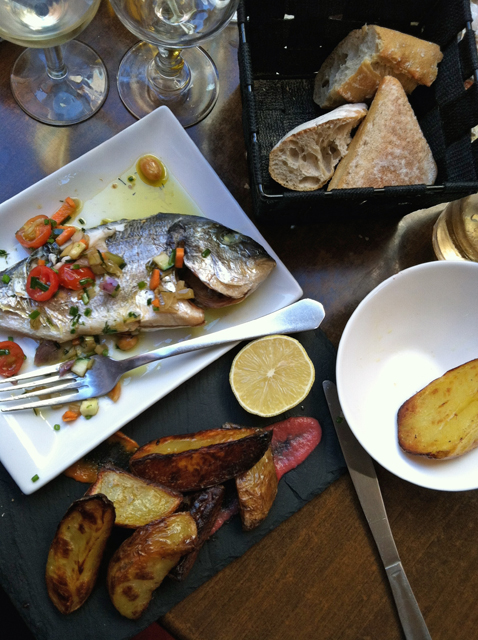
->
[110,0,239,126]
[0,0,108,126]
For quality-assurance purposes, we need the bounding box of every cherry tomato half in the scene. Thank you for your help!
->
[58,264,96,291]
[26,266,60,302]
[15,215,52,249]
[0,341,25,378]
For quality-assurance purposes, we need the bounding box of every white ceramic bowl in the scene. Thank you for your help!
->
[336,261,478,491]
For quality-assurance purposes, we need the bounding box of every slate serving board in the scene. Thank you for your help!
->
[0,328,345,640]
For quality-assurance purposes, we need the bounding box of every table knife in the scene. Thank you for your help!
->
[322,381,432,640]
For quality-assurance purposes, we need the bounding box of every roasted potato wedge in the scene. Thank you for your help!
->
[236,446,278,530]
[170,485,225,581]
[86,466,182,528]
[130,428,272,492]
[107,513,197,619]
[64,431,139,483]
[398,359,478,459]
[46,494,115,614]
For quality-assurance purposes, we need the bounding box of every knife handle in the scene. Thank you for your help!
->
[386,563,432,640]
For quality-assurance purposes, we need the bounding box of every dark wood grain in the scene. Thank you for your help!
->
[0,3,474,640]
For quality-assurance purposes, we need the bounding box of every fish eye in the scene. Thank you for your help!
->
[218,231,242,246]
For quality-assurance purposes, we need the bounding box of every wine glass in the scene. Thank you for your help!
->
[0,0,108,126]
[109,0,239,127]
[432,194,478,262]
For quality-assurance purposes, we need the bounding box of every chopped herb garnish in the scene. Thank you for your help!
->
[81,292,89,305]
[29,310,40,320]
[118,177,127,186]
[147,298,152,306]
[53,424,60,431]
[72,264,81,270]
[201,248,211,258]
[2,274,10,284]
[102,349,108,356]
[78,218,86,225]
[84,308,92,317]
[50,219,57,228]
[0,349,10,356]
[44,218,50,225]
[103,322,117,334]
[47,237,55,244]
[128,311,138,318]
[336,416,344,424]
[119,262,126,270]
[127,176,135,183]
[69,306,79,317]
[85,415,93,420]
[31,474,39,482]
[7,337,13,342]
[79,278,94,287]
[0,249,9,259]
[137,281,147,290]
[30,276,49,292]
[70,329,76,334]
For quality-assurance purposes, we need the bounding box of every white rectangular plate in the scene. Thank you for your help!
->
[0,106,302,494]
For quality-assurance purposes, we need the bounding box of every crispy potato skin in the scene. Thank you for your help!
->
[236,446,278,530]
[170,485,225,581]
[86,466,182,528]
[107,513,197,619]
[398,359,478,459]
[46,495,115,614]
[130,429,272,492]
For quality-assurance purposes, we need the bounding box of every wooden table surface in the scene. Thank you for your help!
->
[2,4,478,640]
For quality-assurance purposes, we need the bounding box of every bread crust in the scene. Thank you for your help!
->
[327,76,437,190]
[268,104,367,191]
[314,25,443,109]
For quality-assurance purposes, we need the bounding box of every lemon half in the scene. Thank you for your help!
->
[229,335,315,417]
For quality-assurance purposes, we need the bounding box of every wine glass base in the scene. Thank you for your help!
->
[117,42,219,127]
[10,41,108,126]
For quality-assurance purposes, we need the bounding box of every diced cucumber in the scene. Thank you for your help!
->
[80,398,99,417]
[71,358,90,377]
[153,252,173,270]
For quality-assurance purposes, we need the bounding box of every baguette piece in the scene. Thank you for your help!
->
[327,76,437,190]
[268,104,367,191]
[314,25,443,109]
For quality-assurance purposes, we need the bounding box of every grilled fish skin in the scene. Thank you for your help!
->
[0,214,276,342]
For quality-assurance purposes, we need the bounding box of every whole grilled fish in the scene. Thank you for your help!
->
[0,214,276,342]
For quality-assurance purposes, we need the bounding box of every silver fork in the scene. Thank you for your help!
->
[0,298,325,412]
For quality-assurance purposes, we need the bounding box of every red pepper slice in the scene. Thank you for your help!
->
[15,215,52,249]
[26,265,60,302]
[0,341,25,377]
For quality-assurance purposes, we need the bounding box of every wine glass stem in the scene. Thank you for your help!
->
[150,47,191,95]
[44,46,68,80]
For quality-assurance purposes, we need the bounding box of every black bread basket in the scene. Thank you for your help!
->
[237,0,478,224]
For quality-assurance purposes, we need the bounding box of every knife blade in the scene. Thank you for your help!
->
[322,380,431,640]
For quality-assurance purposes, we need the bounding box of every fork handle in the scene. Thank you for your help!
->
[117,298,325,372]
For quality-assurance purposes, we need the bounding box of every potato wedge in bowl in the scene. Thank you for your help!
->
[46,495,115,614]
[398,358,478,459]
[107,513,197,619]
[86,466,182,528]
[129,428,272,492]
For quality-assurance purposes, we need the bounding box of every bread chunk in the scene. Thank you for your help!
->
[314,25,443,109]
[268,104,367,191]
[398,359,478,459]
[327,76,437,190]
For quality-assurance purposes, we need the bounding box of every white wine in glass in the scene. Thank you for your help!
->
[0,0,108,126]
[110,0,239,127]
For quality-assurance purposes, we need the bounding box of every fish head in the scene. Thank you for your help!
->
[169,217,276,306]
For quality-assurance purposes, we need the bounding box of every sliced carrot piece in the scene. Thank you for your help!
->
[151,298,160,308]
[107,381,122,402]
[56,226,76,246]
[37,259,46,266]
[175,247,184,268]
[149,268,160,291]
[62,410,80,422]
[51,197,76,224]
